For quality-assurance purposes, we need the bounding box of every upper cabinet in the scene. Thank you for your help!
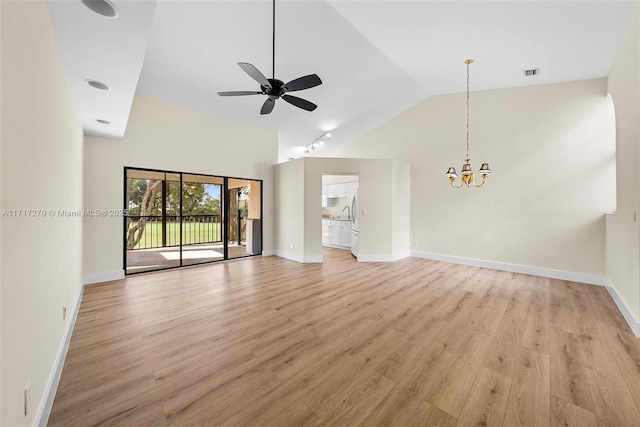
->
[322,182,357,202]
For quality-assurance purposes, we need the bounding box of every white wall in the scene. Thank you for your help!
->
[606,2,640,327]
[83,94,278,281]
[1,1,84,425]
[275,157,410,262]
[392,162,411,259]
[338,79,616,280]
[274,159,305,260]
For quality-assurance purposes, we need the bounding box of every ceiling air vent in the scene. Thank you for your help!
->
[524,68,540,77]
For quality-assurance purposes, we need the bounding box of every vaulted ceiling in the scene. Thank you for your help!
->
[47,0,636,162]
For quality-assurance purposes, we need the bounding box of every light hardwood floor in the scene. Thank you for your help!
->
[49,248,640,426]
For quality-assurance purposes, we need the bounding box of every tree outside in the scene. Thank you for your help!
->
[126,179,222,249]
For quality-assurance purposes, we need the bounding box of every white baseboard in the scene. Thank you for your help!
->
[261,249,277,256]
[410,251,606,286]
[392,251,411,261]
[274,251,323,263]
[322,243,351,250]
[82,270,124,285]
[357,254,395,262]
[604,280,640,338]
[35,282,85,426]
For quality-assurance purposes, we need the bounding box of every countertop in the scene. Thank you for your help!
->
[322,216,351,221]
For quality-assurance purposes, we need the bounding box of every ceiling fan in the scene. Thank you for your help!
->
[217,0,322,115]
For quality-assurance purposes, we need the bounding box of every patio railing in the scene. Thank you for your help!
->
[126,214,222,250]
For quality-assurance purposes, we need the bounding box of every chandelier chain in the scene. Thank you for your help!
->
[466,60,470,161]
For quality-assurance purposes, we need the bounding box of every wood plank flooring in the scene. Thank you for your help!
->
[48,248,640,426]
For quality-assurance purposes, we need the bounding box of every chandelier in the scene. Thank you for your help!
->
[446,59,491,188]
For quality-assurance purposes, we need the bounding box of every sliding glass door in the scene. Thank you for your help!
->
[227,179,262,260]
[124,168,262,274]
[181,174,224,266]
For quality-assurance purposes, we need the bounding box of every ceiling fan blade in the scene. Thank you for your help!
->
[238,62,272,89]
[261,98,276,115]
[283,74,322,92]
[217,91,262,96]
[282,95,317,112]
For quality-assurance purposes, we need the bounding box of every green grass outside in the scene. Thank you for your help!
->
[128,221,223,249]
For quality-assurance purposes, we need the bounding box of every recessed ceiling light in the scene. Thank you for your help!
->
[86,79,110,91]
[96,119,111,125]
[81,0,119,19]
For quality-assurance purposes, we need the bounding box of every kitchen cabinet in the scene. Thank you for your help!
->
[321,185,335,207]
[322,220,329,244]
[340,223,351,247]
[322,182,358,205]
[323,220,351,249]
[330,223,341,246]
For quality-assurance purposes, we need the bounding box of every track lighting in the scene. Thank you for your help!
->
[303,131,333,155]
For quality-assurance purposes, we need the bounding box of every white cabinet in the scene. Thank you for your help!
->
[322,185,335,207]
[323,220,352,249]
[340,223,351,247]
[322,220,329,244]
[329,222,341,246]
[322,183,355,200]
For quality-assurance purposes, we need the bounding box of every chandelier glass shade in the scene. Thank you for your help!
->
[446,59,491,188]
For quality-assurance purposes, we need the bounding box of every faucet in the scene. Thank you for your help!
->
[342,205,351,220]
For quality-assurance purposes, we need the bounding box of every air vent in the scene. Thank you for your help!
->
[524,68,540,77]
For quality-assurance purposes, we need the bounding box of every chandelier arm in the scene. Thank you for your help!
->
[449,178,464,188]
[473,175,488,187]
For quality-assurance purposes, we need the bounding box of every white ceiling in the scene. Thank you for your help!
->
[47,0,636,162]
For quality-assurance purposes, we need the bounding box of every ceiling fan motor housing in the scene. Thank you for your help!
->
[263,79,285,98]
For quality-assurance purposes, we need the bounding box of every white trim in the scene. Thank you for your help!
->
[82,270,124,285]
[357,254,395,262]
[392,251,411,261]
[261,249,277,256]
[35,283,85,426]
[604,280,640,338]
[322,243,351,250]
[410,251,606,286]
[274,251,323,263]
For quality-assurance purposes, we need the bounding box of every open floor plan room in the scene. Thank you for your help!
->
[49,249,640,426]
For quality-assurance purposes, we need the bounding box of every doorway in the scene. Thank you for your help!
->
[321,174,359,258]
[124,167,262,274]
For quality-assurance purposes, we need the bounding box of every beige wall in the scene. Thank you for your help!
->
[274,159,305,259]
[338,78,616,278]
[1,1,84,425]
[275,157,410,262]
[606,2,640,323]
[392,162,411,257]
[83,94,278,279]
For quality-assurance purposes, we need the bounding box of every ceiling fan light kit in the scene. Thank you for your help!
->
[446,59,491,188]
[217,0,322,115]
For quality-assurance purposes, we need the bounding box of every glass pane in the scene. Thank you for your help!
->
[181,178,224,266]
[125,171,180,273]
[227,179,261,259]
